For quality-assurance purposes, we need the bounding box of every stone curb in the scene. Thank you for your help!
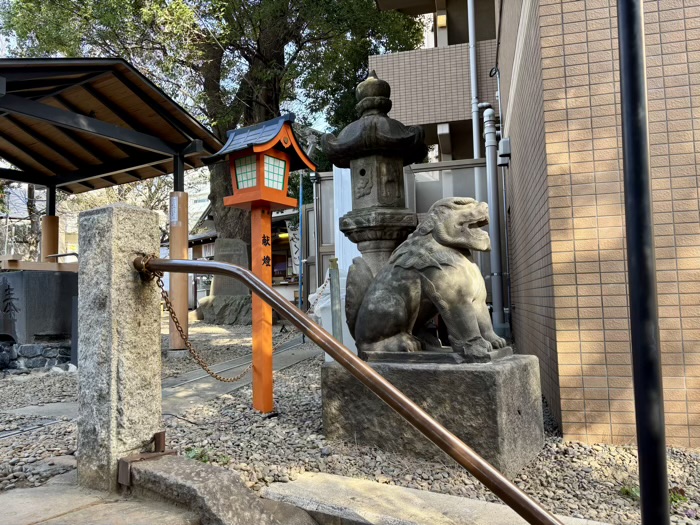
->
[130,455,319,525]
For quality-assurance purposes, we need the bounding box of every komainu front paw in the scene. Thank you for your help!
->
[450,335,493,357]
[485,333,507,349]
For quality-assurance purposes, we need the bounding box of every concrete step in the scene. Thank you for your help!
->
[0,473,199,525]
[261,472,611,525]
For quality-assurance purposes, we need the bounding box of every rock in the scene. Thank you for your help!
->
[51,367,65,374]
[24,357,47,369]
[0,352,9,370]
[197,295,252,326]
[130,455,317,525]
[18,345,43,358]
[42,347,59,358]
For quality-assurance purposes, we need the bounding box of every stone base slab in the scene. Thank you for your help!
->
[363,346,513,364]
[322,355,544,478]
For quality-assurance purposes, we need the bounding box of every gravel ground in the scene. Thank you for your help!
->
[1,339,699,524]
[0,370,77,410]
[0,371,78,491]
[166,354,700,525]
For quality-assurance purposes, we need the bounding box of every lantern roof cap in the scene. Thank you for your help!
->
[320,71,427,168]
[204,113,316,172]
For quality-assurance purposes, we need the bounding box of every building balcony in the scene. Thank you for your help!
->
[368,41,499,151]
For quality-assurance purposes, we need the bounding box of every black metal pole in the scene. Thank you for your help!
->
[173,153,185,192]
[46,185,56,216]
[617,1,669,523]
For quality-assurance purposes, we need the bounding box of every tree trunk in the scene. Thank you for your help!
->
[201,37,286,247]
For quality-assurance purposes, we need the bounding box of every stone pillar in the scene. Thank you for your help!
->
[77,204,162,492]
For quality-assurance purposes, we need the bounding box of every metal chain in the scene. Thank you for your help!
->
[140,254,330,383]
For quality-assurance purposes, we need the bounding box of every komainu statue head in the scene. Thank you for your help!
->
[413,197,491,252]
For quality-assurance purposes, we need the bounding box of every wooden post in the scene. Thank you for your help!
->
[40,215,59,262]
[251,204,273,413]
[169,191,189,351]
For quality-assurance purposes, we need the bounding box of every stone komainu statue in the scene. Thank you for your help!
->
[345,197,507,361]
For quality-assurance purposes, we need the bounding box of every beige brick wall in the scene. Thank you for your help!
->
[502,0,700,447]
[369,41,499,126]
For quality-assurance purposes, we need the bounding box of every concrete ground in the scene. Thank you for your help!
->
[0,471,198,525]
[262,472,611,525]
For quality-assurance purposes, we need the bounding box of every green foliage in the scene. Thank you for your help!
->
[287,171,314,206]
[297,0,423,132]
[1,0,423,134]
[619,484,641,501]
[217,454,231,466]
[669,486,688,505]
[184,447,210,463]
[1,0,422,240]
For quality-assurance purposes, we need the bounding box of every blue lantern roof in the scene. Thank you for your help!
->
[204,113,313,171]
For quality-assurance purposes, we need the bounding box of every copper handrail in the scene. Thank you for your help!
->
[134,256,563,525]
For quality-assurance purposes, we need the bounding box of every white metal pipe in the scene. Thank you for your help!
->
[468,0,486,271]
[468,0,481,160]
[484,108,504,331]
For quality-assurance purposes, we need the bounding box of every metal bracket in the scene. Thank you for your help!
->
[117,431,175,487]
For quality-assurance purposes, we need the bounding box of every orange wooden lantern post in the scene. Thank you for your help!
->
[205,114,316,413]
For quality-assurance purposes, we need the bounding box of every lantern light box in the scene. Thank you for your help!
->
[207,113,315,211]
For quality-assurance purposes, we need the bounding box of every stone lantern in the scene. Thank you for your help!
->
[321,72,427,275]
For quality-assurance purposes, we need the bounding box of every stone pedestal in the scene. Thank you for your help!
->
[339,207,416,276]
[210,238,250,296]
[77,205,162,492]
[322,355,544,478]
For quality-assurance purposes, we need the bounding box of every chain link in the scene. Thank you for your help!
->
[140,254,330,383]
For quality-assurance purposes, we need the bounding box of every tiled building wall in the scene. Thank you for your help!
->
[503,0,700,446]
[499,0,561,425]
[369,41,499,126]
[499,0,700,447]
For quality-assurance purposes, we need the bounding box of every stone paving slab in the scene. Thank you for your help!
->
[0,483,198,525]
[261,472,611,525]
[3,402,78,420]
[161,336,304,388]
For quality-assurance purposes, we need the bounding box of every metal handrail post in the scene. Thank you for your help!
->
[133,256,562,525]
[329,258,343,343]
[617,0,669,523]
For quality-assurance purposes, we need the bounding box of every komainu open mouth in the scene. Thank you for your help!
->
[469,218,489,229]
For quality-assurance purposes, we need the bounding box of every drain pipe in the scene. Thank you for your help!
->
[491,65,512,330]
[483,107,505,335]
[468,0,486,274]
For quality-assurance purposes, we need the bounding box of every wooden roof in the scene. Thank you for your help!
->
[0,58,222,194]
[205,113,316,172]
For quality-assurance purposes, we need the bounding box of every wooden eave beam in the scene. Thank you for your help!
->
[0,93,178,156]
